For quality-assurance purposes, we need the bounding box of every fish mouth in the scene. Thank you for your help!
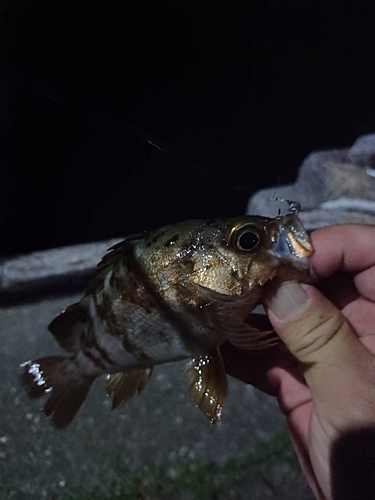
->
[268,214,313,268]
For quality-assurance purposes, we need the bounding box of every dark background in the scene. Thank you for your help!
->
[1,0,375,257]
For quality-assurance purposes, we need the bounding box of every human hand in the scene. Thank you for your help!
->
[221,224,375,500]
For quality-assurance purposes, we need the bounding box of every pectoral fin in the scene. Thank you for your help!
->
[226,322,278,351]
[186,348,228,424]
[218,312,279,351]
[106,368,153,410]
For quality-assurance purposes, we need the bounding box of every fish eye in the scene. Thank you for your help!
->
[230,224,260,252]
[237,230,259,251]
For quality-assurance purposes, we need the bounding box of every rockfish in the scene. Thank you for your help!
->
[21,212,313,428]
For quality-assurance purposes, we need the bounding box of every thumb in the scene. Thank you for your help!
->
[265,282,372,387]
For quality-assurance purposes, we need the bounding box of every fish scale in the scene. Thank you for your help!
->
[21,212,313,428]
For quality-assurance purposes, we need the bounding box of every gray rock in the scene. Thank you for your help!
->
[0,238,121,298]
[348,133,375,167]
[248,134,375,230]
[247,184,302,218]
[295,149,352,208]
[300,208,375,231]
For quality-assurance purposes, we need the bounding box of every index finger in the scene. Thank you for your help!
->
[311,224,375,279]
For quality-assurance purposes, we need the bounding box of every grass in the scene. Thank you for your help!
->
[61,429,300,500]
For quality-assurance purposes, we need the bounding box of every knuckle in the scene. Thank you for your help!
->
[291,311,348,361]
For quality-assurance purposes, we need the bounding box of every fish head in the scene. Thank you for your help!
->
[185,213,313,301]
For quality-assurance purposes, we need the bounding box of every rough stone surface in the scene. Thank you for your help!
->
[0,239,121,298]
[247,133,375,229]
[0,295,312,499]
[349,133,375,167]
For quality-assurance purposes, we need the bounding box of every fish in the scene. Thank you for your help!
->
[21,211,313,428]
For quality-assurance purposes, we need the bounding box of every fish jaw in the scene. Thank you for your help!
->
[267,213,313,271]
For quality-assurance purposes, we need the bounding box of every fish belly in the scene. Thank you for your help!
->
[80,296,196,376]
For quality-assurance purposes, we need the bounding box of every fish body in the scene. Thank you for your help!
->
[22,213,313,427]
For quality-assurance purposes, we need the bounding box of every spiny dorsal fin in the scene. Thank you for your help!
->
[106,368,153,410]
[86,233,144,294]
[186,348,228,424]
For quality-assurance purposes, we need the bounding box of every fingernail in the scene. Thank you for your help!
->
[266,281,309,320]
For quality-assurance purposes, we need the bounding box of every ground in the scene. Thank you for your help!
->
[0,294,314,499]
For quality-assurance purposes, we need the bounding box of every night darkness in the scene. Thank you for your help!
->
[1,0,375,257]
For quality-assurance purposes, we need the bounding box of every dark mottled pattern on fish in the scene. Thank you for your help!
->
[21,213,313,428]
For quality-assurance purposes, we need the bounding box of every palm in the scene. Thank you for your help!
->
[222,225,375,499]
[222,272,375,499]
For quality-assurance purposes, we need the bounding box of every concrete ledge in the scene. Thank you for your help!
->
[0,238,121,301]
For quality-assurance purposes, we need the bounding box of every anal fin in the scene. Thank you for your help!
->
[186,348,228,424]
[106,368,153,410]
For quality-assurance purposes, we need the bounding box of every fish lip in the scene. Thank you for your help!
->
[267,218,313,264]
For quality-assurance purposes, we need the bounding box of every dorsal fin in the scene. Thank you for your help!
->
[86,233,144,294]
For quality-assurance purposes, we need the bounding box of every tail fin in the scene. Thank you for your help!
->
[21,356,93,428]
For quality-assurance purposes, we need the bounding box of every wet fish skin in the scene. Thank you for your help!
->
[21,213,313,427]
